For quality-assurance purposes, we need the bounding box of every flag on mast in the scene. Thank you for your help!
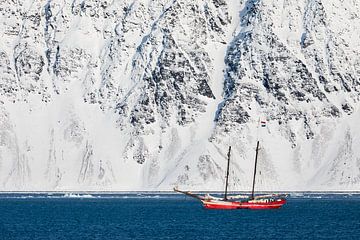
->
[261,120,266,127]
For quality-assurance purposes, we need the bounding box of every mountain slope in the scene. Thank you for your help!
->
[0,0,359,191]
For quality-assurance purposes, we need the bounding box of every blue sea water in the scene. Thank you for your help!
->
[0,193,359,240]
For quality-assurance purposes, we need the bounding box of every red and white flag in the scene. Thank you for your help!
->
[261,120,266,127]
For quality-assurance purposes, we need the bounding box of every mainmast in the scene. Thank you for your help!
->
[224,146,231,200]
[251,141,260,200]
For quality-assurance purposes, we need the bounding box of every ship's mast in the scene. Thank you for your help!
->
[251,141,260,200]
[224,146,231,200]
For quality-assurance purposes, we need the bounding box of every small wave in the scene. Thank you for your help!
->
[20,195,34,199]
[109,194,162,199]
[290,193,304,198]
[62,193,95,198]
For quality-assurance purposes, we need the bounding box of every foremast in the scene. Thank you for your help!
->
[251,141,260,200]
[224,146,231,200]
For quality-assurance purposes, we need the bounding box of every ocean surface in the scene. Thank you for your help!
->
[0,192,359,240]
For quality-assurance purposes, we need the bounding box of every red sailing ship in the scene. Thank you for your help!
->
[174,142,287,210]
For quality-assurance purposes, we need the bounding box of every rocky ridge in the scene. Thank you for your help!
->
[0,0,359,191]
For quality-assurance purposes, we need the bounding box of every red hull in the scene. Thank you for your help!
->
[202,200,243,210]
[202,198,286,210]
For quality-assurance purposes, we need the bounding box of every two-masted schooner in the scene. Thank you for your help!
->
[174,142,287,209]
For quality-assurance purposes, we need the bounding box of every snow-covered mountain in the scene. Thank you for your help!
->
[0,0,359,191]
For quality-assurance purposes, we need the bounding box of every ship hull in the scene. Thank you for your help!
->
[202,199,286,210]
[239,199,286,209]
[202,200,243,209]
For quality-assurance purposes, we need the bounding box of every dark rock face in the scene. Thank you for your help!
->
[0,51,17,99]
[214,0,360,136]
[115,1,229,129]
